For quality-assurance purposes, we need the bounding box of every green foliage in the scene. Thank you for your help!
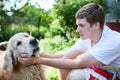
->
[48,0,81,38]
[19,5,52,28]
[105,0,120,22]
[0,24,41,42]
[45,68,58,80]
[0,3,53,41]
[40,35,76,54]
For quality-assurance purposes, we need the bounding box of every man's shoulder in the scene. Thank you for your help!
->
[102,26,120,40]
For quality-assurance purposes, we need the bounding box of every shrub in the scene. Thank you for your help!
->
[45,67,58,80]
[40,35,76,54]
[0,24,41,42]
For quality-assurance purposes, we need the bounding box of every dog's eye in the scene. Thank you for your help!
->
[24,35,29,37]
[17,41,22,46]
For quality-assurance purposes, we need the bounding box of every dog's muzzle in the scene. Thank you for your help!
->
[30,38,39,56]
[30,39,38,47]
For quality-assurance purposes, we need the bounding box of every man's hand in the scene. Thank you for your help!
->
[18,54,39,66]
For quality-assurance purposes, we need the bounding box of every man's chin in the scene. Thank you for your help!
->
[81,37,87,40]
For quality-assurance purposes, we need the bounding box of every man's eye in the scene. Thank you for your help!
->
[80,25,84,27]
[17,41,22,46]
[78,24,84,28]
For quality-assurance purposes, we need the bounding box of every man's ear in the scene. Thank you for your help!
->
[94,22,100,29]
[3,50,13,72]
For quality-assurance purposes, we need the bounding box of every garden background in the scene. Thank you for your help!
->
[0,0,120,80]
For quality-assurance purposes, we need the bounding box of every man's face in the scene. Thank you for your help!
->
[76,18,95,40]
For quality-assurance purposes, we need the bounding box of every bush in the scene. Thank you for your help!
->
[40,35,76,54]
[45,67,58,80]
[0,24,41,42]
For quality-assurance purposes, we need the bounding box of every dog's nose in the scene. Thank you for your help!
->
[30,39,38,47]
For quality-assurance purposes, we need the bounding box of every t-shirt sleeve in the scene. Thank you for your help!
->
[71,38,89,51]
[89,39,120,65]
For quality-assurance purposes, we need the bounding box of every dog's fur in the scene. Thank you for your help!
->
[0,32,46,80]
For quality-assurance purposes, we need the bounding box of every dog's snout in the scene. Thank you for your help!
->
[30,39,38,47]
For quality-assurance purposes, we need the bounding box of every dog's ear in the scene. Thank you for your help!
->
[0,41,8,50]
[3,50,13,72]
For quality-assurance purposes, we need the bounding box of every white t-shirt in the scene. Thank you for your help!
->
[72,26,120,76]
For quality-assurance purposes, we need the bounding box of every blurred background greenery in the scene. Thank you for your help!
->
[0,0,120,79]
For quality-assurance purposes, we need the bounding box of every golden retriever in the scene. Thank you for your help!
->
[0,32,46,80]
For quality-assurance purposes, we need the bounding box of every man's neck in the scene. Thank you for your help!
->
[91,29,103,46]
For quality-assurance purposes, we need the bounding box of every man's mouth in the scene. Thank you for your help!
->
[80,33,83,36]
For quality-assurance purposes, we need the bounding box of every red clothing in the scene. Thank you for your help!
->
[88,67,120,80]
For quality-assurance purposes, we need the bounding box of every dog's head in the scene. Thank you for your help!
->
[4,32,40,72]
[7,32,39,58]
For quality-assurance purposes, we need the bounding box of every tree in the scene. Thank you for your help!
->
[105,0,120,22]
[0,0,54,40]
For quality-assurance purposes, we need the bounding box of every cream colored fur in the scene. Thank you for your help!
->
[0,32,46,80]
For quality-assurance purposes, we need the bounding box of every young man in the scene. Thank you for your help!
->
[18,3,120,80]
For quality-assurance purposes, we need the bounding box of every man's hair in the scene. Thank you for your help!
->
[75,3,105,29]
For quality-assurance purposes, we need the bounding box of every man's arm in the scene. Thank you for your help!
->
[40,48,84,59]
[40,53,64,58]
[18,48,102,69]
[37,52,102,69]
[18,48,83,66]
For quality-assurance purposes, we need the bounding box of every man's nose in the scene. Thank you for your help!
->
[76,26,81,33]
